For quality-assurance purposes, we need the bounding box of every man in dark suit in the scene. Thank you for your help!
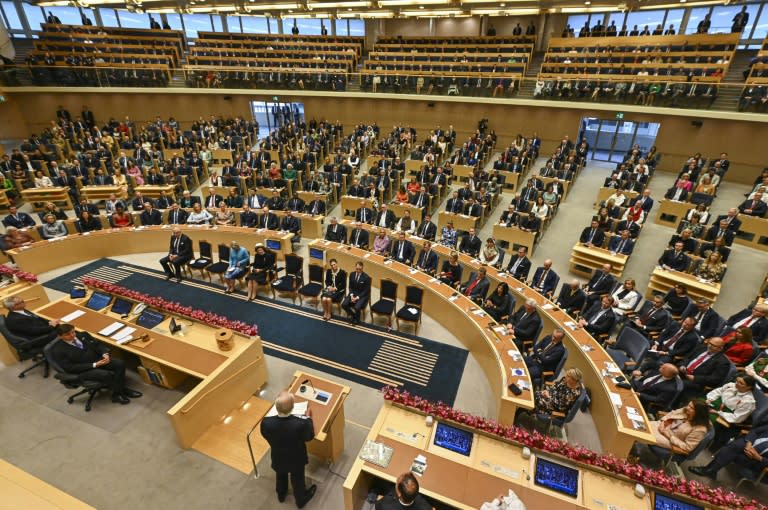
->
[608,230,635,255]
[414,240,438,274]
[658,242,690,272]
[499,205,519,227]
[615,218,641,238]
[74,198,100,218]
[280,210,301,238]
[555,280,586,316]
[639,318,701,371]
[179,191,201,209]
[342,261,371,324]
[305,198,325,216]
[530,259,558,298]
[285,196,305,213]
[668,230,698,253]
[238,204,258,228]
[713,208,741,232]
[704,219,736,246]
[505,246,532,280]
[579,295,616,339]
[49,323,141,405]
[355,201,374,224]
[738,193,767,217]
[348,221,369,249]
[630,363,682,412]
[524,328,566,387]
[390,232,415,265]
[166,203,189,225]
[629,189,654,214]
[460,266,490,304]
[579,219,606,247]
[445,191,464,214]
[260,391,317,508]
[374,204,397,230]
[140,202,162,226]
[457,227,482,257]
[266,190,285,211]
[3,206,36,229]
[155,191,174,210]
[518,213,541,237]
[410,190,429,210]
[678,337,731,400]
[583,264,616,310]
[159,227,193,282]
[4,296,59,346]
[686,297,722,339]
[258,206,279,230]
[325,217,347,243]
[630,294,671,337]
[204,188,223,209]
[245,189,267,210]
[724,305,768,343]
[415,214,437,241]
[508,298,542,350]
[664,184,688,202]
[688,422,768,480]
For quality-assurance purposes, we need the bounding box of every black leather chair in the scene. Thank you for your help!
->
[43,339,109,412]
[0,315,52,378]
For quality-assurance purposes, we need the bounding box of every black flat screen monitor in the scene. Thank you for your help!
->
[85,292,111,311]
[433,422,473,456]
[654,493,703,510]
[266,239,281,251]
[136,309,165,330]
[111,298,133,316]
[309,247,324,261]
[533,457,579,498]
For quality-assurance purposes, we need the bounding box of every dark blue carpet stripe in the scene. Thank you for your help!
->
[44,258,468,405]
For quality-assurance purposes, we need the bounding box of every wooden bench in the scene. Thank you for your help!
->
[135,185,176,199]
[492,223,537,255]
[569,243,628,278]
[733,213,768,252]
[80,185,125,202]
[20,187,73,211]
[646,267,720,305]
[654,199,692,228]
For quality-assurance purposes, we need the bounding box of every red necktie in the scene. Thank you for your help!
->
[466,278,480,296]
[687,353,710,374]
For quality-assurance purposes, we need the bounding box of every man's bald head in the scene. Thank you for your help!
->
[275,391,294,415]
[660,363,679,379]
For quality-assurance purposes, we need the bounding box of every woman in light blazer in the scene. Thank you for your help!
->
[650,400,710,453]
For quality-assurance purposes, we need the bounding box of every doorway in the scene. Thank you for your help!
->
[250,100,305,140]
[578,117,660,163]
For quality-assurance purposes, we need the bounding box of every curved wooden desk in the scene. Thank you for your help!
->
[7,225,295,275]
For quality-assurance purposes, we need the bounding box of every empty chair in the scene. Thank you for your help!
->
[607,327,650,373]
[0,315,51,379]
[690,192,714,207]
[44,339,108,412]
[494,247,506,270]
[396,285,424,335]
[370,279,398,329]
[206,243,230,284]
[272,254,304,303]
[188,240,213,281]
[298,264,325,308]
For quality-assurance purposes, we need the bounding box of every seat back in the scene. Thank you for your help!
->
[0,315,26,350]
[750,385,768,427]
[379,279,398,302]
[615,326,650,363]
[675,426,714,463]
[561,385,588,425]
[551,347,568,381]
[217,243,230,262]
[404,285,424,308]
[43,339,67,375]
[495,248,505,269]
[679,300,697,320]
[307,263,324,284]
[285,254,304,277]
[690,192,714,206]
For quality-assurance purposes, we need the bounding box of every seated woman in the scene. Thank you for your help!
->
[0,173,17,203]
[676,173,694,192]
[593,207,613,232]
[479,237,499,266]
[34,170,53,188]
[684,203,710,225]
[393,185,409,204]
[320,258,347,321]
[372,229,391,256]
[542,183,559,207]
[3,226,34,249]
[643,400,710,462]
[623,202,645,224]
[524,367,583,428]
[437,251,463,288]
[440,222,458,248]
[484,282,511,322]
[110,204,133,228]
[706,375,756,449]
[223,241,249,294]
[723,327,755,366]
[39,201,67,221]
[695,175,716,196]
[611,278,641,317]
[677,212,706,239]
[746,351,768,390]
[406,177,421,195]
[530,196,549,220]
[604,198,621,219]
[215,203,235,226]
[78,210,102,232]
[112,168,129,196]
[245,243,276,301]
[126,163,144,186]
[694,252,725,283]
[40,213,68,239]
[663,284,690,317]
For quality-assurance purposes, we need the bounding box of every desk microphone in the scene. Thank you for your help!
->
[299,378,316,395]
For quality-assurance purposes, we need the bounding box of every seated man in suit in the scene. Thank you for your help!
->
[664,183,689,202]
[140,202,162,226]
[280,209,301,239]
[179,190,201,209]
[50,323,142,405]
[374,472,432,510]
[348,221,369,249]
[630,363,682,412]
[659,240,691,272]
[159,227,193,282]
[608,229,635,255]
[738,192,767,217]
[3,206,36,229]
[677,337,731,401]
[245,189,267,210]
[713,208,741,232]
[578,295,616,339]
[239,204,258,228]
[305,197,325,216]
[390,232,415,265]
[204,187,223,209]
[499,204,520,227]
[258,206,279,230]
[341,261,371,325]
[724,304,768,344]
[638,317,701,372]
[524,328,566,388]
[4,296,59,347]
[629,188,654,215]
[505,246,532,280]
[518,212,541,238]
[414,214,437,241]
[457,227,482,258]
[615,217,641,238]
[414,240,439,275]
[704,219,736,246]
[555,280,587,316]
[285,195,305,213]
[355,201,375,224]
[74,198,100,218]
[507,298,542,350]
[579,219,606,248]
[166,203,189,225]
[374,204,397,230]
[324,217,347,243]
[629,294,671,338]
[460,265,490,304]
[445,191,464,214]
[686,297,722,339]
[529,259,558,298]
[688,422,768,480]
[668,229,698,254]
[583,263,616,310]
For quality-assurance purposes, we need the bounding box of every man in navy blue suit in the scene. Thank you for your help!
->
[524,328,566,387]
[583,263,616,310]
[529,259,558,298]
[414,240,438,275]
[342,261,371,324]
[608,230,635,255]
[579,295,616,339]
[390,232,415,265]
[629,188,654,214]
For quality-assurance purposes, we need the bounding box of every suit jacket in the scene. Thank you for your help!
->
[49,334,108,373]
[74,203,100,217]
[713,214,741,232]
[390,239,415,264]
[658,249,690,272]
[415,249,439,273]
[511,308,542,342]
[348,227,369,248]
[636,305,671,334]
[665,187,689,201]
[258,212,279,230]
[629,195,654,213]
[205,194,223,209]
[305,200,326,215]
[140,209,162,226]
[739,198,767,217]
[285,197,305,212]
[239,211,258,228]
[3,212,36,228]
[586,270,615,295]
[686,306,722,339]
[5,310,55,339]
[374,210,397,229]
[530,335,566,373]
[681,347,732,389]
[704,227,735,246]
[280,216,301,234]
[179,196,201,209]
[260,414,314,473]
[325,223,347,243]
[579,226,605,246]
[582,303,616,336]
[446,197,464,214]
[415,221,437,241]
[556,285,586,314]
[348,271,371,301]
[608,236,635,255]
[726,309,768,343]
[458,235,482,257]
[463,274,490,300]
[530,267,558,296]
[169,233,193,259]
[166,208,189,225]
[652,322,700,359]
[632,374,681,406]
[506,255,531,280]
[616,219,641,238]
[355,207,374,224]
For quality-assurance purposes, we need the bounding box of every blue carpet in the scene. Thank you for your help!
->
[45,258,468,405]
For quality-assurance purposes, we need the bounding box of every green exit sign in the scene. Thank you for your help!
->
[615,112,624,120]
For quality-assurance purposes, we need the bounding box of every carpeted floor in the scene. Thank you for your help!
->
[45,258,468,405]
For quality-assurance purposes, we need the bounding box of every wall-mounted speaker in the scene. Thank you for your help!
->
[427,102,435,108]
[223,95,232,101]
[691,120,703,127]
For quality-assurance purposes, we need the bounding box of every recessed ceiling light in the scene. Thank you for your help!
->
[500,2,505,5]
[419,5,424,8]
[584,1,591,4]
[347,7,351,10]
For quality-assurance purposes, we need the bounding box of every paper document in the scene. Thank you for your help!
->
[266,400,309,417]
[60,310,86,323]
[407,307,419,314]
[493,326,507,334]
[448,295,459,302]
[541,303,553,310]
[609,392,623,406]
[98,321,125,336]
[112,327,136,341]
[471,309,486,317]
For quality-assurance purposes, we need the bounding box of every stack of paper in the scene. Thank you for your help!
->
[60,310,86,323]
[112,327,136,342]
[266,400,309,417]
[98,321,125,336]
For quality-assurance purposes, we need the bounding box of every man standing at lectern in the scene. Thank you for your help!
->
[260,391,317,508]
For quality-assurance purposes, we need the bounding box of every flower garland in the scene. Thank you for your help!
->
[382,386,766,510]
[82,277,259,336]
[0,265,39,283]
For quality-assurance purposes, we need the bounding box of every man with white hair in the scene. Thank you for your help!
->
[260,391,317,508]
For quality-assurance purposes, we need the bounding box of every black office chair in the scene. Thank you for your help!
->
[396,285,424,335]
[370,279,398,329]
[0,315,52,378]
[272,254,304,303]
[606,326,650,373]
[298,263,324,308]
[43,339,109,412]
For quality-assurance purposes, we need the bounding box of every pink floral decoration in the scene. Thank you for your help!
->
[0,265,39,282]
[381,386,767,510]
[82,277,259,336]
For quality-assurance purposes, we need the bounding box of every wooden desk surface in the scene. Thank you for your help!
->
[288,370,350,442]
[0,459,96,510]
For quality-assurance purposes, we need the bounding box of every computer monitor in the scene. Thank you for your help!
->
[136,309,165,330]
[433,422,473,456]
[70,287,86,299]
[110,298,133,316]
[266,239,281,251]
[85,292,111,311]
[533,457,579,498]
[654,493,703,510]
[309,247,324,262]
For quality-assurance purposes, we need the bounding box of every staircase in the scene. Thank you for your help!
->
[518,52,545,99]
[710,49,756,111]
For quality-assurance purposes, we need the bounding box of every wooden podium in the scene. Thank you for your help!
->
[288,370,350,464]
